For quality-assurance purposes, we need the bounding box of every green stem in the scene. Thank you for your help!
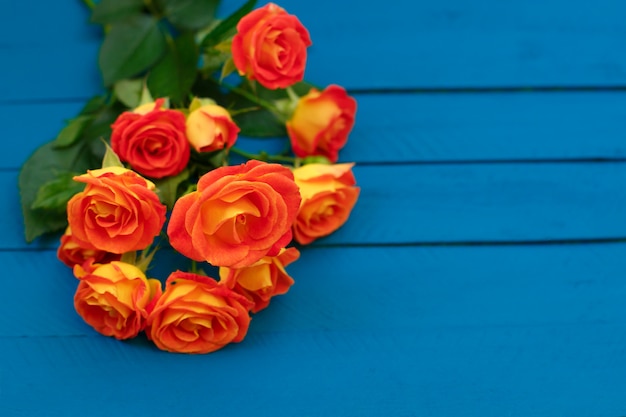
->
[228,106,262,116]
[230,147,296,165]
[210,78,287,123]
[83,0,96,9]
[286,86,300,103]
[143,0,163,19]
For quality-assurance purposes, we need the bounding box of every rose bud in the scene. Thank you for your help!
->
[73,261,162,340]
[286,85,357,163]
[186,104,240,153]
[219,247,300,313]
[292,163,359,245]
[111,98,190,178]
[66,167,166,254]
[146,271,253,354]
[232,3,312,89]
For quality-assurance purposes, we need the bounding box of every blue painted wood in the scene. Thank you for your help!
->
[3,245,626,416]
[11,92,626,171]
[4,0,626,416]
[5,162,626,249]
[5,245,626,336]
[4,0,626,102]
[234,91,626,164]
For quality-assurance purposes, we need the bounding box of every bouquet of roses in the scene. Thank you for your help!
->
[18,1,359,354]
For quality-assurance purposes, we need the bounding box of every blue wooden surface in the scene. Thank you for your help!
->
[3,1,626,416]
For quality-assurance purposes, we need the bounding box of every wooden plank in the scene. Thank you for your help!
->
[3,245,626,416]
[2,0,96,42]
[3,325,626,417]
[234,91,626,164]
[284,0,626,89]
[322,162,626,245]
[6,162,626,249]
[4,0,626,101]
[0,42,102,102]
[7,101,85,170]
[9,91,626,170]
[4,244,626,336]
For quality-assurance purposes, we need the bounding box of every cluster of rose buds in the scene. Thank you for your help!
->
[55,3,360,354]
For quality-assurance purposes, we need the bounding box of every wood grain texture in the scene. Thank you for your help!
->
[4,0,626,102]
[10,91,626,171]
[4,0,626,416]
[3,245,626,416]
[5,162,626,249]
[4,245,626,337]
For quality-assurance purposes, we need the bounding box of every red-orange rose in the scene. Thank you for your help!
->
[186,103,240,153]
[219,247,299,313]
[286,85,357,163]
[232,3,312,89]
[57,226,121,268]
[145,271,253,354]
[66,167,167,254]
[73,261,162,340]
[167,160,301,268]
[111,98,190,178]
[292,163,360,244]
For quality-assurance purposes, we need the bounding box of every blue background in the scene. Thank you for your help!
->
[3,1,626,416]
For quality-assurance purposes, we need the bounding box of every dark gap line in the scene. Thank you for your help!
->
[353,157,626,167]
[4,157,626,174]
[4,85,626,106]
[6,237,626,254]
[1,246,59,253]
[0,96,96,106]
[307,237,626,249]
[0,334,91,339]
[348,85,626,95]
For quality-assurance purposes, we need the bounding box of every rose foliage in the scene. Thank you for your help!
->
[18,0,360,354]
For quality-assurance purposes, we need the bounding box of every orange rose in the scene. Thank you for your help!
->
[111,98,190,178]
[286,85,357,163]
[219,247,299,313]
[66,166,167,254]
[186,104,240,153]
[292,163,360,245]
[57,226,121,268]
[145,271,253,354]
[167,160,301,268]
[73,261,162,340]
[232,3,312,89]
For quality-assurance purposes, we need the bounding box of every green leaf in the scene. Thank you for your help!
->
[201,0,256,48]
[80,103,126,154]
[154,169,190,209]
[189,96,216,112]
[233,108,286,137]
[80,95,108,115]
[200,49,231,73]
[53,115,93,149]
[139,82,155,106]
[19,98,128,242]
[220,56,237,81]
[101,142,125,168]
[146,32,199,105]
[114,78,144,108]
[223,81,317,137]
[120,251,138,265]
[99,15,167,86]
[157,0,219,31]
[19,141,98,243]
[31,173,85,213]
[91,0,145,25]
